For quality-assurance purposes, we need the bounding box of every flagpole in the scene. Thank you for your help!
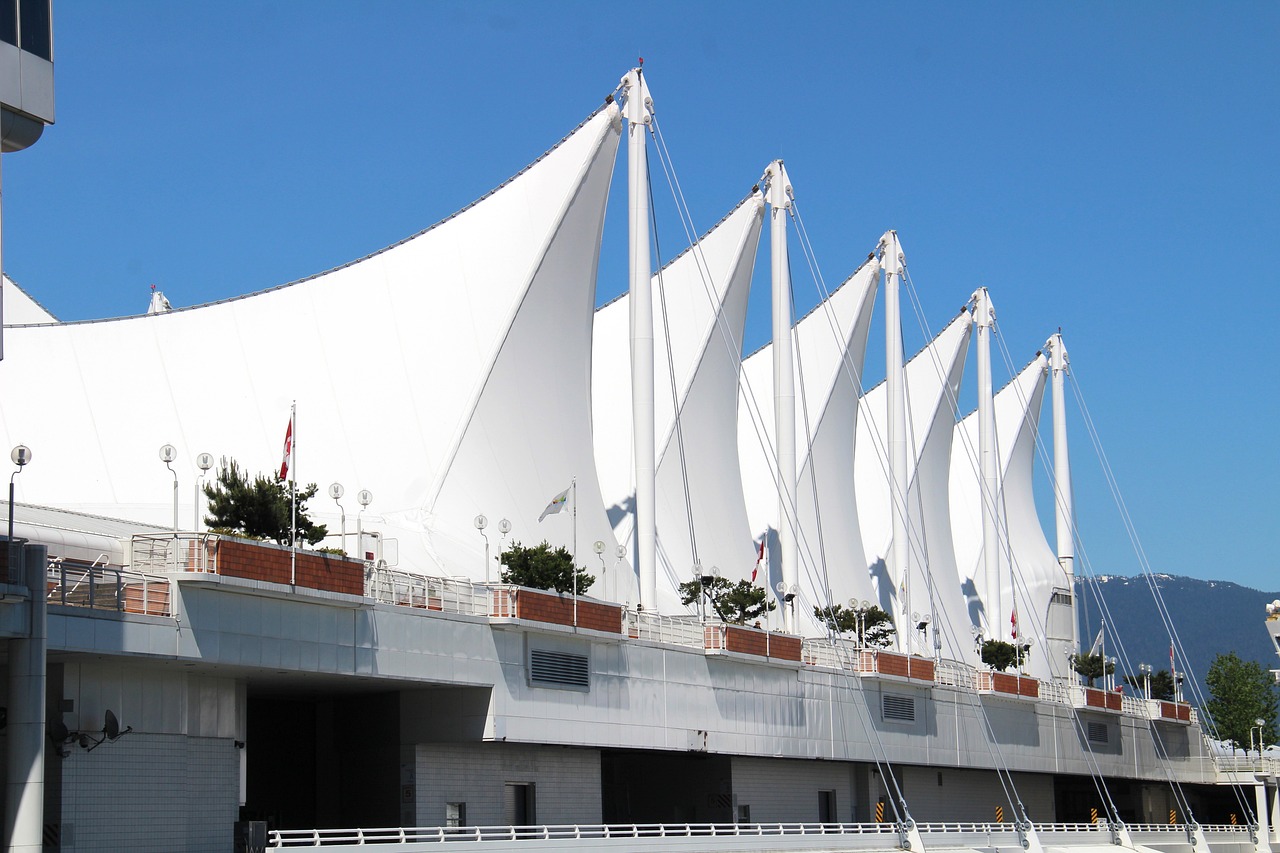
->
[572,477,578,629]
[290,401,297,586]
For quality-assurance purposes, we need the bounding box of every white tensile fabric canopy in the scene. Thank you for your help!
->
[1,95,1069,650]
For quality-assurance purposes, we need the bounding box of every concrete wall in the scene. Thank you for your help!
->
[414,742,601,828]
[731,756,857,823]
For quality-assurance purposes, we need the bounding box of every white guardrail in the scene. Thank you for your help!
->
[267,821,1247,850]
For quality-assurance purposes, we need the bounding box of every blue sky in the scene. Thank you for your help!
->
[5,2,1278,591]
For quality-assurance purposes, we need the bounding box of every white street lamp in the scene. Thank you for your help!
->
[8,444,32,546]
[356,490,372,562]
[474,514,489,582]
[195,453,213,532]
[328,483,347,556]
[159,444,178,534]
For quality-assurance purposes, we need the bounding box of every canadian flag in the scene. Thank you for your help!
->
[751,538,765,584]
[1010,607,1019,640]
[279,417,293,481]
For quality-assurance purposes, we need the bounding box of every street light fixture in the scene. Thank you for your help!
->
[497,517,511,558]
[1252,718,1267,755]
[329,483,347,556]
[474,514,489,582]
[195,453,213,532]
[8,444,32,547]
[159,444,178,534]
[356,490,373,562]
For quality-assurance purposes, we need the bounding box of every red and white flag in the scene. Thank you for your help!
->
[751,539,765,583]
[1010,607,1018,640]
[279,415,294,481]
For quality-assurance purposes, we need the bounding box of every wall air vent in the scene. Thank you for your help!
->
[1087,721,1109,743]
[528,648,589,690]
[882,693,915,722]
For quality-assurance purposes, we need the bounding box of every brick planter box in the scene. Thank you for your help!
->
[1084,687,1123,712]
[492,587,622,634]
[706,624,802,661]
[215,538,364,596]
[872,651,935,682]
[977,671,1039,698]
[1159,700,1192,722]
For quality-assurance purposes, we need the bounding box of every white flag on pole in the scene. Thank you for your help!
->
[1088,627,1104,656]
[538,486,570,522]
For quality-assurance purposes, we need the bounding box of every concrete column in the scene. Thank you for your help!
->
[1257,782,1272,850]
[4,542,48,853]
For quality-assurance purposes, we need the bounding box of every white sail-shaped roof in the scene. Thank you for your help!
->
[854,311,975,658]
[0,104,624,583]
[950,354,1062,679]
[3,275,58,324]
[738,259,879,633]
[592,193,765,610]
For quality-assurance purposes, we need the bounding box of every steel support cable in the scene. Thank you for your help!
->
[981,322,1141,827]
[896,279,1120,829]
[987,329,1220,830]
[770,206,931,825]
[986,333,1161,824]
[890,279,1050,826]
[1067,371,1206,713]
[784,216,1009,832]
[891,269,993,665]
[645,152,701,580]
[649,124,872,648]
[1065,370,1247,825]
[648,118,760,601]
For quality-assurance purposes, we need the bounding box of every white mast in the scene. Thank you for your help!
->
[621,67,656,612]
[1047,332,1076,652]
[971,287,1001,638]
[764,161,797,633]
[881,231,910,653]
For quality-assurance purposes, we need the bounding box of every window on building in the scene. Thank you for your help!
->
[0,1,16,48]
[504,783,535,827]
[18,0,50,60]
[737,804,751,823]
[818,790,837,823]
[445,802,466,828]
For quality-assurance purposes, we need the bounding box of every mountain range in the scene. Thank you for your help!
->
[1073,574,1278,705]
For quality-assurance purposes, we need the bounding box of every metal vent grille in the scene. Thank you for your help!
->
[1050,590,1073,606]
[882,694,915,722]
[1087,721,1109,743]
[529,648,589,689]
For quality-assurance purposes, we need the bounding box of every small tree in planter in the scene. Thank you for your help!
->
[679,577,775,625]
[981,639,1032,672]
[1070,652,1114,687]
[499,541,595,595]
[813,602,895,648]
[204,458,327,546]
[1123,669,1176,700]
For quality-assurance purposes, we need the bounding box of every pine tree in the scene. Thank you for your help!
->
[812,602,895,648]
[499,541,595,595]
[678,577,775,625]
[203,458,327,546]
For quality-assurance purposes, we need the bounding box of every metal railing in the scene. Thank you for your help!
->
[934,658,978,688]
[624,610,704,649]
[267,821,1242,849]
[46,558,171,617]
[366,568,490,617]
[130,532,220,573]
[269,820,906,848]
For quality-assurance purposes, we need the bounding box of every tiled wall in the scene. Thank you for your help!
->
[58,733,238,852]
[413,742,601,827]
